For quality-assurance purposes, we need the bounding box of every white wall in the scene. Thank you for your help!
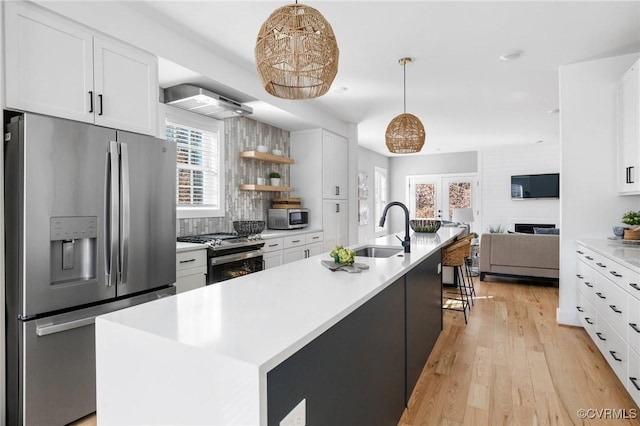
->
[558,52,640,326]
[357,147,390,243]
[387,151,478,233]
[479,144,560,234]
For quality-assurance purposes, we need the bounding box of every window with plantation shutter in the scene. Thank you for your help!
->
[165,107,225,218]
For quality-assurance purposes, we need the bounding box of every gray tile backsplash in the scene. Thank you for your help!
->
[177,117,290,236]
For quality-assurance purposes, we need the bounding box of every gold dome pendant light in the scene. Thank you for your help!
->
[385,57,425,154]
[255,1,339,100]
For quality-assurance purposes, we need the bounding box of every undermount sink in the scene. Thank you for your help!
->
[354,246,404,258]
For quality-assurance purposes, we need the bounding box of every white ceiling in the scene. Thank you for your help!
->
[141,1,640,157]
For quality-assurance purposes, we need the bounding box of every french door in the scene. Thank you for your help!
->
[408,175,477,222]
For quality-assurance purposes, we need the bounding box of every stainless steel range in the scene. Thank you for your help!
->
[177,233,265,284]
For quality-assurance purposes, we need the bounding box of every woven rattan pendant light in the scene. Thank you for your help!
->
[255,1,339,99]
[385,58,425,154]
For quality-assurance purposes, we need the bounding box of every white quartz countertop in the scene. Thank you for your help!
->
[576,238,640,273]
[260,228,323,239]
[104,227,463,373]
[176,241,208,253]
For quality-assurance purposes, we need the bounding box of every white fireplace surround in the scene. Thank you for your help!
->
[507,217,557,232]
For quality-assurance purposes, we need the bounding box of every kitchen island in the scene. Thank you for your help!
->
[95,227,463,425]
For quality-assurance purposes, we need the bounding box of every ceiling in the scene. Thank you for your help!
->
[139,1,640,157]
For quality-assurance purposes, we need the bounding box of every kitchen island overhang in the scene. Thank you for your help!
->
[95,227,464,425]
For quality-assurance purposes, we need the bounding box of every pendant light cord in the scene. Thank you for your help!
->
[403,62,407,114]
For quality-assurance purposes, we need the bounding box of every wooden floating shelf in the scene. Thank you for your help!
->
[239,151,294,164]
[239,184,292,192]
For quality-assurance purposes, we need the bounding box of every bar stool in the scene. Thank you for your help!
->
[442,238,471,323]
[461,235,476,304]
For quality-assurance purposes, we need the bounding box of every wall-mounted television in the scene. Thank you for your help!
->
[511,173,560,199]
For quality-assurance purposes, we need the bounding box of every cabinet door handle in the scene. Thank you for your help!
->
[596,292,606,299]
[576,306,584,312]
[335,186,339,196]
[576,250,584,254]
[585,317,594,325]
[596,262,606,268]
[609,351,622,362]
[610,271,623,278]
[631,283,640,291]
[630,377,640,391]
[179,258,196,264]
[628,166,635,184]
[336,203,340,213]
[609,305,622,314]
[596,332,607,341]
[584,282,593,288]
[576,274,583,279]
[89,91,94,113]
[98,94,104,116]
[629,323,640,334]
[585,256,594,261]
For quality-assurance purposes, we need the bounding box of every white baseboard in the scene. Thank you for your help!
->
[556,307,580,326]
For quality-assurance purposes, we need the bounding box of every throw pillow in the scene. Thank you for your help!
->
[533,227,559,235]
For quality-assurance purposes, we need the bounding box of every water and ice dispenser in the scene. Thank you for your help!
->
[50,217,97,286]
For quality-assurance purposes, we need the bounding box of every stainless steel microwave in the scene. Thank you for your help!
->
[267,208,309,230]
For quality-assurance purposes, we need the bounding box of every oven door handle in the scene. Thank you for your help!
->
[210,249,264,265]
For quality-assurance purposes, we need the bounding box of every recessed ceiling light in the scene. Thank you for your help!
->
[499,50,523,61]
[548,108,560,114]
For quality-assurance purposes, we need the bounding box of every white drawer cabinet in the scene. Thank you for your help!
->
[265,231,324,266]
[263,237,284,270]
[4,1,158,136]
[176,249,207,294]
[576,240,640,407]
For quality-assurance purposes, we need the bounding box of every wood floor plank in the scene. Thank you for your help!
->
[399,278,640,426]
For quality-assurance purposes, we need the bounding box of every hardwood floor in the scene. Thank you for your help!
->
[71,277,637,426]
[399,277,639,426]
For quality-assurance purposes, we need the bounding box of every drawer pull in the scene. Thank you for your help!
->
[630,323,640,333]
[312,236,319,240]
[596,292,606,299]
[585,256,594,260]
[630,283,640,291]
[292,240,301,243]
[596,262,606,268]
[609,305,622,314]
[610,271,623,278]
[596,332,607,341]
[609,351,622,362]
[179,258,196,264]
[576,274,583,279]
[585,317,594,325]
[631,377,640,391]
[584,282,593,288]
[268,244,279,248]
[576,250,584,254]
[577,306,584,312]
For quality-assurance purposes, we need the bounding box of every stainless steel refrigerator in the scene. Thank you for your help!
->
[5,113,177,425]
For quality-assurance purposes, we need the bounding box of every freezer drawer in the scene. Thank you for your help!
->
[13,317,96,426]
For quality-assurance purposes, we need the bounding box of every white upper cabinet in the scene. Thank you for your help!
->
[617,59,640,195]
[322,131,348,200]
[4,1,158,136]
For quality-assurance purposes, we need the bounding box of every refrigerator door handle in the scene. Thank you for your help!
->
[107,141,120,287]
[120,142,130,285]
[36,316,95,336]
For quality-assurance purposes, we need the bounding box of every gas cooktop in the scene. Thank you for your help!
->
[177,233,264,251]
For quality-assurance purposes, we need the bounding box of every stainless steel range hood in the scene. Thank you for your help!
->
[163,84,253,119]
